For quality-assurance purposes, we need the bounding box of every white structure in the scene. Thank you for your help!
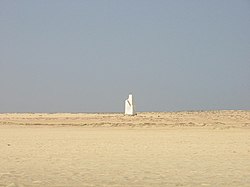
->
[125,94,136,115]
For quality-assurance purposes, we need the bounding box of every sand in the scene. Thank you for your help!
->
[0,110,249,129]
[0,111,249,186]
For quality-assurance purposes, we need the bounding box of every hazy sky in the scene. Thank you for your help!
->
[1,0,250,112]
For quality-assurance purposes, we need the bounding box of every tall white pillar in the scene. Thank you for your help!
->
[125,94,136,115]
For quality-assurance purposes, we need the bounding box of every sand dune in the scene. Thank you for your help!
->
[0,111,249,186]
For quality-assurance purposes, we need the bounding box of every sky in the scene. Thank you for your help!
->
[0,0,250,113]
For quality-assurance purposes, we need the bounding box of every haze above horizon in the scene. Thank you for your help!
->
[1,0,249,112]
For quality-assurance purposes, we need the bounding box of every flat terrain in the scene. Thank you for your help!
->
[0,110,249,129]
[0,111,249,187]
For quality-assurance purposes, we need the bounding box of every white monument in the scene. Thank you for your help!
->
[125,94,136,115]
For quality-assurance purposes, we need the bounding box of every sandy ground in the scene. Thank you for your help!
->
[0,111,249,187]
[0,110,249,129]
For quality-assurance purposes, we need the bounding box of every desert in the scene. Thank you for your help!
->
[0,110,249,187]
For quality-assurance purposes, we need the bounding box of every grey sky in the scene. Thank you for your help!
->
[1,0,250,112]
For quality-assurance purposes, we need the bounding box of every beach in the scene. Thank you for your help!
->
[0,111,249,186]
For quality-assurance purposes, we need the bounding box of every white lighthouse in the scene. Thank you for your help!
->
[125,94,136,115]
